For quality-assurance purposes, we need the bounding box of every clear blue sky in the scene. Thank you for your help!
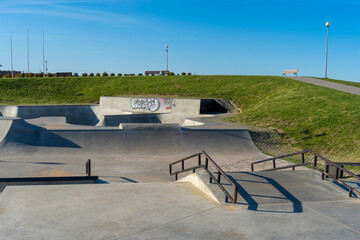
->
[0,0,359,82]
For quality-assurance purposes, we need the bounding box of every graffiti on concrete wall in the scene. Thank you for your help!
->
[130,98,176,112]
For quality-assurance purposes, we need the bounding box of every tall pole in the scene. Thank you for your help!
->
[43,30,45,77]
[166,44,168,71]
[325,22,330,79]
[27,30,30,74]
[10,31,13,77]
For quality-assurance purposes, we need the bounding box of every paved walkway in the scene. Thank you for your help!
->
[286,76,360,96]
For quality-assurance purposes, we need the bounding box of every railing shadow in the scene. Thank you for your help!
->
[228,172,303,213]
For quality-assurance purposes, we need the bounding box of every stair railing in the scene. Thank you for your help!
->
[169,151,238,204]
[251,149,360,197]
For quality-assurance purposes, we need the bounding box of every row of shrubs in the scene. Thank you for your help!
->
[0,72,193,78]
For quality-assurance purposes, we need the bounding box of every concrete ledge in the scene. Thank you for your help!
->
[119,123,181,130]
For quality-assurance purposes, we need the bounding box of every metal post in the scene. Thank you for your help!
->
[205,158,209,169]
[217,172,221,183]
[166,44,168,71]
[273,159,276,169]
[325,22,330,79]
[27,30,30,74]
[198,154,201,166]
[301,153,305,164]
[86,159,91,177]
[314,156,318,167]
[10,30,13,78]
[181,160,184,170]
[43,30,45,77]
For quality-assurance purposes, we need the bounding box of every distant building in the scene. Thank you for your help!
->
[145,70,169,76]
[56,72,73,77]
[0,70,22,76]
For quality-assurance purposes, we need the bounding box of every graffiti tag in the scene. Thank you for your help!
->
[130,98,176,112]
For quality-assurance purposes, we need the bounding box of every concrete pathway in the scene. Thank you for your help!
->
[286,76,360,95]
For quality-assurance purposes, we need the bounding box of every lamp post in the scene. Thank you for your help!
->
[166,44,169,71]
[325,22,330,79]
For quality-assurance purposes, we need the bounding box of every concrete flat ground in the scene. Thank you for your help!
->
[0,181,359,240]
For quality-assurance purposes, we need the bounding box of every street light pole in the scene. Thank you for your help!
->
[325,22,330,79]
[166,44,169,71]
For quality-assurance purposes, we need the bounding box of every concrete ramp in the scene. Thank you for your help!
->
[0,117,80,148]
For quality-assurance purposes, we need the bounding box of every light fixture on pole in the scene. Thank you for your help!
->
[166,44,169,71]
[325,22,330,79]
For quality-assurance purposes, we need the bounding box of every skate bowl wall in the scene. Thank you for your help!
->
[0,105,100,126]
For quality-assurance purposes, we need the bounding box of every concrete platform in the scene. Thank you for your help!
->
[0,181,359,240]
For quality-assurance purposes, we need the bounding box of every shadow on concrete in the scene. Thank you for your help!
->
[0,160,66,165]
[228,172,303,213]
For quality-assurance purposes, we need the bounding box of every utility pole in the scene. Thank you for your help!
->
[43,30,45,77]
[10,30,13,77]
[325,22,330,79]
[27,30,30,74]
[166,44,169,71]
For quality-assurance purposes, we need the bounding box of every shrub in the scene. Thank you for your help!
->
[36,73,43,77]
[138,73,143,76]
[17,73,25,78]
[181,72,186,75]
[25,73,34,77]
[3,74,11,78]
[46,73,52,77]
[102,72,108,77]
[110,73,115,76]
[167,72,175,76]
[53,73,58,77]
[82,73,88,77]
[89,73,94,77]
[96,73,101,77]
[117,73,122,76]
[187,73,192,76]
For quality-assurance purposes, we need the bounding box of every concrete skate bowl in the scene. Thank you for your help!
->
[0,105,100,126]
[0,98,228,127]
[0,119,263,158]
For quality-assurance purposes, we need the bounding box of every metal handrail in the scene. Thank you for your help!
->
[169,151,238,204]
[251,149,360,197]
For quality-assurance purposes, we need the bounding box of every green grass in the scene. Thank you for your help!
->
[316,77,360,88]
[1,75,359,163]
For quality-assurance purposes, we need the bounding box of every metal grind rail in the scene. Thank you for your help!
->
[169,151,238,204]
[251,149,360,197]
[0,159,98,184]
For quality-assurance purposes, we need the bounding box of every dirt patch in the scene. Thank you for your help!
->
[32,168,75,177]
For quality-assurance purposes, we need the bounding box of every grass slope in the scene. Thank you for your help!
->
[0,75,359,162]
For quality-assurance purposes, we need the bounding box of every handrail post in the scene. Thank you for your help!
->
[86,159,91,177]
[233,186,238,204]
[301,153,305,163]
[251,163,254,172]
[217,172,221,183]
[205,158,209,169]
[314,156,317,167]
[198,154,201,166]
[273,159,276,169]
[182,160,185,170]
[169,164,172,175]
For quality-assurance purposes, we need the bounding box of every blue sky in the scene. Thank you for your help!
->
[0,0,359,82]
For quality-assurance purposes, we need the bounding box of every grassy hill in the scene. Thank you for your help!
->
[0,75,359,163]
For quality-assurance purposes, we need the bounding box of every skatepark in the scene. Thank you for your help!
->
[0,97,359,239]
